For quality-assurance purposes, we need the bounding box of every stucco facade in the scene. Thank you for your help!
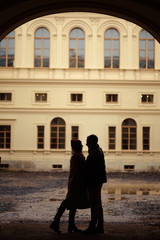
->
[0,12,160,172]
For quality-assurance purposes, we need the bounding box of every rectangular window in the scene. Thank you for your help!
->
[35,93,47,102]
[71,126,79,140]
[0,93,12,101]
[141,94,154,103]
[108,126,116,150]
[106,94,118,103]
[71,94,83,103]
[0,125,11,149]
[37,126,44,149]
[143,127,150,150]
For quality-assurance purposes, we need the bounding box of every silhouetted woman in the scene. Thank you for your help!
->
[50,140,89,233]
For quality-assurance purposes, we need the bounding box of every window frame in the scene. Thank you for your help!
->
[139,30,155,69]
[108,126,116,150]
[34,27,50,68]
[0,31,15,68]
[37,125,45,149]
[0,125,11,149]
[142,126,150,151]
[69,27,85,69]
[71,126,79,140]
[50,118,66,150]
[121,119,137,151]
[104,28,120,69]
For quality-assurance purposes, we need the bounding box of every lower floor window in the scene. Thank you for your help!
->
[108,126,116,150]
[0,125,11,149]
[37,126,44,149]
[143,127,150,150]
[71,126,79,140]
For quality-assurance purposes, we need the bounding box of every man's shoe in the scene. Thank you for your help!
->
[82,228,96,234]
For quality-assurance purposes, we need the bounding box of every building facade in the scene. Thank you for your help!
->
[0,12,160,172]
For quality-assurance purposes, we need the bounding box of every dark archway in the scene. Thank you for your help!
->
[0,0,160,42]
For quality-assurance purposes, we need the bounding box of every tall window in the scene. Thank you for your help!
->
[143,127,150,150]
[34,27,50,68]
[122,119,137,150]
[71,126,79,140]
[37,126,44,149]
[0,125,11,149]
[139,30,154,69]
[50,118,65,149]
[0,31,15,67]
[104,28,119,68]
[108,126,116,150]
[69,28,84,68]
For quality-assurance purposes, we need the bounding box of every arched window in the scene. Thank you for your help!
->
[104,28,119,68]
[50,118,65,149]
[34,27,50,68]
[122,118,137,150]
[69,28,84,68]
[139,30,154,69]
[0,31,15,67]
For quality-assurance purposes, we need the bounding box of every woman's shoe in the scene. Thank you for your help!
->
[50,220,61,234]
[68,225,81,233]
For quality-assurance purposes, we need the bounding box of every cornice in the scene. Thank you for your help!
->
[0,107,160,114]
[0,78,160,86]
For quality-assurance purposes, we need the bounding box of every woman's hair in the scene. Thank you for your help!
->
[71,140,82,151]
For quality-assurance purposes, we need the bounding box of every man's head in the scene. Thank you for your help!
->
[86,134,98,148]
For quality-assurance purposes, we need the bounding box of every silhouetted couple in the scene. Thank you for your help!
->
[50,134,107,234]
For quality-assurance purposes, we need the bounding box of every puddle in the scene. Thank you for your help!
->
[103,184,160,197]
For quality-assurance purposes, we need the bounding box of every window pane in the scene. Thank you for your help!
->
[139,40,146,49]
[140,50,146,58]
[0,39,6,48]
[43,49,49,57]
[78,39,84,48]
[34,59,41,67]
[148,40,154,49]
[77,29,84,38]
[43,39,49,48]
[140,30,146,38]
[113,58,119,68]
[70,49,76,57]
[113,40,119,49]
[35,49,41,57]
[70,29,77,38]
[112,29,119,38]
[105,58,111,68]
[70,59,76,68]
[43,28,49,37]
[8,39,14,48]
[70,39,76,48]
[105,29,112,38]
[105,39,111,48]
[8,58,14,67]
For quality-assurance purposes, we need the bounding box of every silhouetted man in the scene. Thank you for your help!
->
[84,134,107,234]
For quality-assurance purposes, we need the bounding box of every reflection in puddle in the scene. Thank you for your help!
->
[103,184,160,198]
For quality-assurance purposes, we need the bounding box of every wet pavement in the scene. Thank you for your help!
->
[0,171,160,239]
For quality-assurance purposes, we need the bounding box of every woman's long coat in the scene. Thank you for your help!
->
[64,151,89,209]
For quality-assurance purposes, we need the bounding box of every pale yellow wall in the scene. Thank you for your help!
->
[0,12,160,171]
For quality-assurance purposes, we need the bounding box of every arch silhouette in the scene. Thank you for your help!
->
[0,0,160,42]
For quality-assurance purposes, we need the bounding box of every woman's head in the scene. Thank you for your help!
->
[71,140,83,152]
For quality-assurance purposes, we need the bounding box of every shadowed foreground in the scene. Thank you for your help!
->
[0,223,160,240]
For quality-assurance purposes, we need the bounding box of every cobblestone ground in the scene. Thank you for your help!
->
[0,171,160,225]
